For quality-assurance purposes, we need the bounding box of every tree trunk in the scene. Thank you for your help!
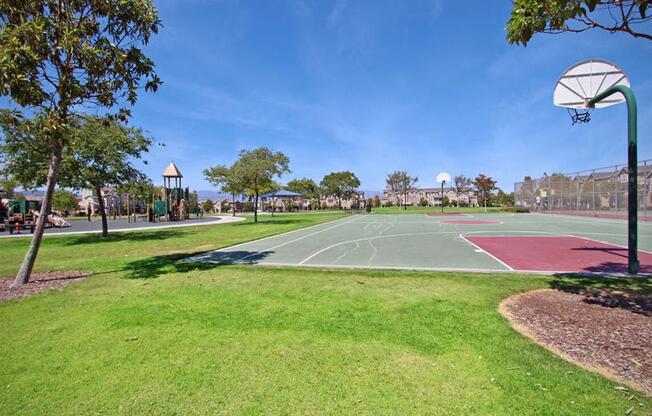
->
[14,141,63,285]
[96,185,109,237]
[254,192,259,223]
[232,194,236,217]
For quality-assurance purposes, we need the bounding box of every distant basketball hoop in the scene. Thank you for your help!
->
[436,172,451,214]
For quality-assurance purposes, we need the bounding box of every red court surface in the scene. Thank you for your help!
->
[441,219,500,225]
[466,235,652,274]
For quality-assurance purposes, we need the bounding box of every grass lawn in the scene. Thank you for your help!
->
[0,213,650,415]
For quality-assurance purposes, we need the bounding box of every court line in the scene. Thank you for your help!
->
[297,230,493,266]
[458,234,514,271]
[196,215,364,263]
[463,232,652,255]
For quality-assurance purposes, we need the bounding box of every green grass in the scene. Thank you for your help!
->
[372,206,506,214]
[0,213,650,415]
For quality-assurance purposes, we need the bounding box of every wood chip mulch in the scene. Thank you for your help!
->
[0,271,89,303]
[500,289,652,396]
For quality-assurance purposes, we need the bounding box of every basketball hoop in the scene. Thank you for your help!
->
[553,58,640,274]
[567,108,592,125]
[553,59,629,126]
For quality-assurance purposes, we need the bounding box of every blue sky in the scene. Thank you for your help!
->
[9,1,652,193]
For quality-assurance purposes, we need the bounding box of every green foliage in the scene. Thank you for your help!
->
[119,178,155,203]
[366,199,372,212]
[202,199,214,213]
[0,0,162,124]
[372,195,381,208]
[419,197,428,207]
[203,165,244,198]
[0,0,161,283]
[320,171,360,208]
[442,195,450,207]
[51,189,77,211]
[286,178,319,199]
[507,0,652,45]
[231,147,290,222]
[62,118,152,191]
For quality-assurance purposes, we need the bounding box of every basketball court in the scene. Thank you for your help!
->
[191,213,652,274]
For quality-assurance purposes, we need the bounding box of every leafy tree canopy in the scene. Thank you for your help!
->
[320,171,360,199]
[286,178,319,199]
[507,0,651,45]
[51,188,77,211]
[231,147,290,222]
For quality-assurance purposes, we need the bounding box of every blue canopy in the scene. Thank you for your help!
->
[261,189,303,198]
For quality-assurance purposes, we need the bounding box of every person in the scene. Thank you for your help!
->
[86,203,92,221]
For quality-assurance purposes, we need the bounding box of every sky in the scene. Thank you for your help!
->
[7,1,652,193]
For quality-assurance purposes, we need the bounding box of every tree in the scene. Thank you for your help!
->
[372,195,381,208]
[52,189,77,212]
[0,1,161,285]
[0,172,16,198]
[454,175,472,207]
[507,0,652,45]
[286,178,319,209]
[474,174,497,211]
[62,118,152,237]
[232,147,290,223]
[204,165,244,217]
[202,199,215,214]
[119,178,155,220]
[496,189,515,207]
[385,171,418,210]
[187,191,199,216]
[320,171,361,209]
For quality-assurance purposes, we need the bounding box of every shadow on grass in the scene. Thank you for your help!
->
[122,250,272,279]
[61,229,189,246]
[550,273,652,316]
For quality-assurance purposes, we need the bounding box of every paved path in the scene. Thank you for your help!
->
[0,215,245,238]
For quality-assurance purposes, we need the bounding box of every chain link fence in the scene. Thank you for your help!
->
[514,159,652,220]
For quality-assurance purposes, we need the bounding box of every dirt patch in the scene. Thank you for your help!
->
[0,271,89,302]
[500,289,652,396]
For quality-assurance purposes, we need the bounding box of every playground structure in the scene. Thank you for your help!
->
[2,199,39,234]
[157,162,190,222]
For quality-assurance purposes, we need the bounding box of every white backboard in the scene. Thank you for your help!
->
[436,172,451,184]
[553,59,630,109]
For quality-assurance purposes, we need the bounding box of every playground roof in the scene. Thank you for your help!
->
[163,162,183,178]
[261,189,303,198]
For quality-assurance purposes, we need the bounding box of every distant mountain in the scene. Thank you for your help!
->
[196,190,231,201]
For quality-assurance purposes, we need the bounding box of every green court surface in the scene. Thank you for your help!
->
[193,213,652,274]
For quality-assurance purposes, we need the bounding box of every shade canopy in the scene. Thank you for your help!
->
[162,162,183,178]
[261,189,303,198]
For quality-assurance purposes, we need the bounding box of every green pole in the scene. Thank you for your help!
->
[588,85,638,274]
[441,182,445,214]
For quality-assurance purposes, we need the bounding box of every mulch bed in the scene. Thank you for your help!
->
[500,289,652,396]
[0,271,89,303]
